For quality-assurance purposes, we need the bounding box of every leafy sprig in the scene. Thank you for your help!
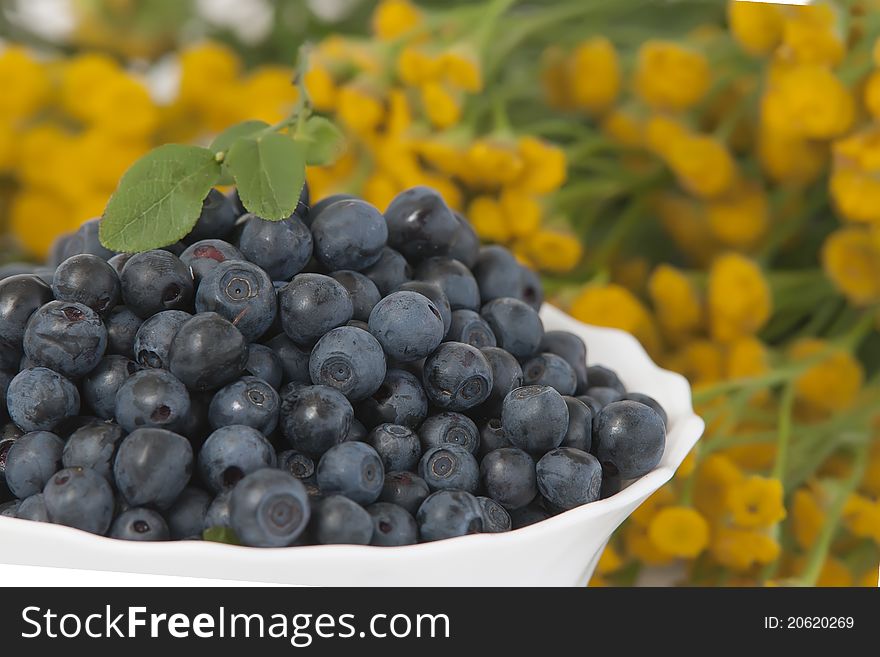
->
[99,53,344,253]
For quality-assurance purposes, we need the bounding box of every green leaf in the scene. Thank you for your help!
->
[203,526,241,545]
[297,115,346,166]
[211,121,271,186]
[226,132,306,220]
[100,144,221,253]
[209,120,270,153]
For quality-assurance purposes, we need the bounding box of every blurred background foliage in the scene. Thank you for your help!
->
[0,0,878,586]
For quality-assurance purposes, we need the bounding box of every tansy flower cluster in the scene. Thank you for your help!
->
[300,0,582,274]
[0,42,299,259]
[537,1,880,587]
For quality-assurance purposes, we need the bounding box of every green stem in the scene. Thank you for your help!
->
[771,384,795,481]
[799,443,869,587]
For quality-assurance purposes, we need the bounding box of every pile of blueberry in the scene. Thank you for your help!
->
[0,185,667,547]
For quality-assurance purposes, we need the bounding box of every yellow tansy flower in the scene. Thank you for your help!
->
[707,253,773,343]
[727,0,783,56]
[420,81,462,129]
[570,284,660,355]
[792,488,825,550]
[822,227,880,306]
[666,133,738,199]
[726,475,786,529]
[513,136,567,195]
[647,264,703,342]
[648,506,710,558]
[694,454,744,518]
[705,181,769,250]
[790,338,864,414]
[634,40,710,111]
[569,37,620,115]
[372,0,422,40]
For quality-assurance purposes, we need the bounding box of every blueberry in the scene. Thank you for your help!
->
[229,468,311,547]
[312,494,373,545]
[480,347,524,415]
[481,297,544,360]
[519,266,544,312]
[478,417,510,457]
[279,273,353,347]
[279,384,353,456]
[196,260,276,341]
[396,280,452,336]
[17,493,49,522]
[379,471,430,516]
[509,499,551,529]
[4,431,63,498]
[266,333,311,385]
[473,246,521,302]
[600,474,622,499]
[166,486,212,539]
[114,369,190,433]
[586,365,626,394]
[0,434,8,483]
[447,309,496,348]
[32,267,56,287]
[104,306,143,357]
[369,291,444,362]
[361,247,412,296]
[107,253,133,275]
[43,466,114,534]
[586,386,624,407]
[448,212,480,269]
[422,342,493,411]
[236,213,313,280]
[110,508,169,541]
[0,274,53,350]
[179,391,212,447]
[477,496,512,533]
[0,370,12,421]
[7,368,80,432]
[536,447,602,511]
[119,250,194,319]
[244,343,283,390]
[541,331,588,394]
[346,418,367,442]
[594,400,666,479]
[418,412,479,454]
[501,385,568,455]
[384,186,459,261]
[522,353,577,395]
[317,441,384,505]
[82,356,139,420]
[23,301,107,379]
[308,194,357,227]
[62,422,125,482]
[208,377,279,434]
[62,219,117,261]
[52,254,120,314]
[480,447,537,510]
[415,257,480,311]
[0,500,20,517]
[576,395,604,435]
[180,239,244,284]
[367,502,418,546]
[311,199,388,271]
[309,326,386,402]
[277,449,315,481]
[203,489,233,530]
[134,310,192,369]
[418,445,479,493]
[186,189,238,243]
[561,397,593,453]
[622,392,668,429]
[367,423,421,472]
[356,368,427,429]
[198,424,276,493]
[329,270,382,322]
[416,490,483,542]
[113,428,193,509]
[168,313,248,391]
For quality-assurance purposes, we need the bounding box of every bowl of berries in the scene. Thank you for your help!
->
[0,186,703,587]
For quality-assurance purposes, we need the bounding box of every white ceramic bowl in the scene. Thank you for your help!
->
[0,305,704,586]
